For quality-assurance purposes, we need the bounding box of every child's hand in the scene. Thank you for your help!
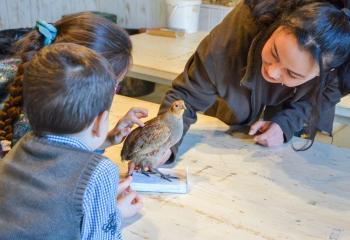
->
[103,108,148,148]
[117,176,143,219]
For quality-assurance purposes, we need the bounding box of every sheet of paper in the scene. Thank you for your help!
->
[131,168,188,194]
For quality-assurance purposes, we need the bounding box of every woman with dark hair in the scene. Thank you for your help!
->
[0,12,133,153]
[154,0,350,165]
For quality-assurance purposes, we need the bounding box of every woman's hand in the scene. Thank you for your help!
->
[249,120,284,147]
[117,176,143,219]
[101,107,148,148]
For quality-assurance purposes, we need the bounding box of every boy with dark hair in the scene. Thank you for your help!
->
[0,43,145,239]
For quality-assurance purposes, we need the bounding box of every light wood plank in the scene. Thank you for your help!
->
[0,1,234,31]
[0,0,10,29]
[128,32,208,84]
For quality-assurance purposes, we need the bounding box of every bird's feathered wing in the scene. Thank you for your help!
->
[121,117,171,161]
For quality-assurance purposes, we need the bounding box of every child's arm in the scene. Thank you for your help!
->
[81,160,123,239]
[81,161,143,239]
[99,108,148,149]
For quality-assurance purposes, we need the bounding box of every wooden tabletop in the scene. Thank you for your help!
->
[128,32,208,86]
[106,95,350,240]
[336,95,350,124]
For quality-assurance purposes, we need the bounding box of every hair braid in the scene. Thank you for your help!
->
[0,31,44,142]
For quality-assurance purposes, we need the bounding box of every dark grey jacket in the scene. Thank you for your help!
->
[338,60,350,95]
[159,1,343,162]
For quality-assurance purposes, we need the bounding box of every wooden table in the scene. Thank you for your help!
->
[128,32,208,86]
[336,95,350,124]
[106,95,350,240]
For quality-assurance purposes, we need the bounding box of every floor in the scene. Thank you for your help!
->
[129,81,350,149]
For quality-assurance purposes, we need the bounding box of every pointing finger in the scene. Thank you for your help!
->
[128,162,135,176]
[117,176,132,195]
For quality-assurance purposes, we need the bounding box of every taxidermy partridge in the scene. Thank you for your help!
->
[121,100,186,181]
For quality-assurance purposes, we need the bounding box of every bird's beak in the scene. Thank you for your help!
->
[181,104,187,110]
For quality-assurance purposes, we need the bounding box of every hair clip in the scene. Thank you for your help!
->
[36,20,57,46]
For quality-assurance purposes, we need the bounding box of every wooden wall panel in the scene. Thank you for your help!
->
[199,4,232,31]
[114,0,166,28]
[0,0,116,30]
[0,0,232,31]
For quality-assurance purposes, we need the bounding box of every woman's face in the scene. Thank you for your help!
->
[261,27,319,87]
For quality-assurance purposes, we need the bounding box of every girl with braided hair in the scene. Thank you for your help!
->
[154,0,350,166]
[0,13,147,239]
[0,12,135,156]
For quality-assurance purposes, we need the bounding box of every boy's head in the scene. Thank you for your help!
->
[0,13,132,144]
[23,43,117,137]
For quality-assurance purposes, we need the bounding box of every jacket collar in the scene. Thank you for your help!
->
[240,23,280,123]
[240,23,280,90]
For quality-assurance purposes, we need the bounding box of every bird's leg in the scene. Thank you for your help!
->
[141,166,151,177]
[151,168,179,182]
[139,163,157,177]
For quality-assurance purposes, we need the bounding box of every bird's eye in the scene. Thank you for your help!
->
[175,104,178,107]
